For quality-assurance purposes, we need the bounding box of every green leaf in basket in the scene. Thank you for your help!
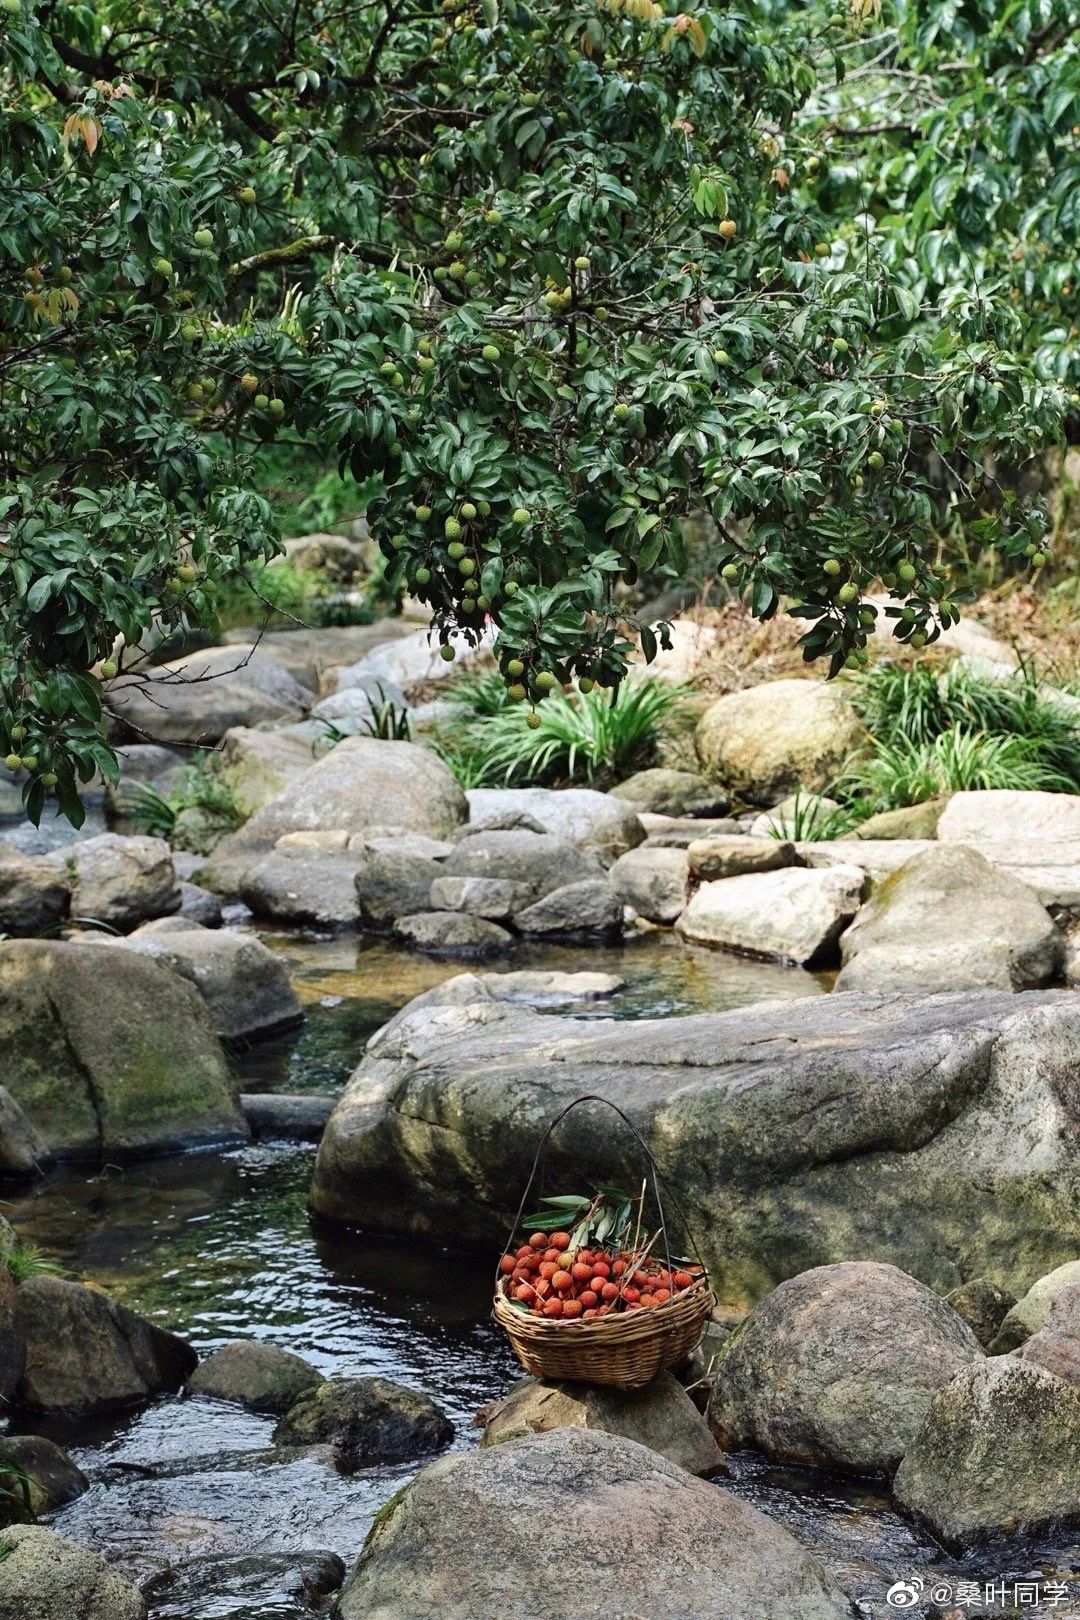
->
[537,1195,594,1209]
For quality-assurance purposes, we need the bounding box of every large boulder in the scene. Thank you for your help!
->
[240,846,366,928]
[465,787,644,864]
[274,1376,453,1463]
[356,845,451,930]
[937,789,1080,845]
[96,925,303,1043]
[104,644,309,745]
[336,1428,853,1620]
[611,768,729,818]
[310,982,1080,1308]
[186,1341,324,1414]
[0,940,246,1160]
[835,846,1061,993]
[216,724,327,817]
[676,864,865,966]
[0,1435,88,1515]
[707,1262,981,1476]
[394,911,513,956]
[428,874,531,920]
[892,1357,1080,1548]
[609,845,690,923]
[513,877,623,939]
[438,828,603,904]
[17,1274,196,1416]
[200,739,466,894]
[991,1259,1080,1353]
[0,1526,147,1620]
[1017,1283,1080,1385]
[0,847,69,936]
[50,833,179,931]
[482,1374,723,1476]
[695,679,866,806]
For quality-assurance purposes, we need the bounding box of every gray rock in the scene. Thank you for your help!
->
[428,874,530,920]
[937,789,1080,845]
[356,847,447,930]
[637,814,747,846]
[49,833,179,932]
[465,787,644,864]
[836,846,1061,993]
[216,725,326,817]
[311,675,408,736]
[0,847,69,936]
[0,1435,88,1514]
[0,940,247,1161]
[310,984,1080,1308]
[105,644,309,746]
[992,1260,1080,1353]
[334,624,494,696]
[201,739,466,894]
[17,1274,196,1416]
[0,1259,25,1404]
[241,848,365,929]
[186,1341,324,1414]
[177,880,222,927]
[394,912,514,957]
[514,878,623,938]
[612,768,729,818]
[0,1525,147,1620]
[240,1093,336,1142]
[707,1262,981,1476]
[0,1085,48,1178]
[274,1375,453,1463]
[453,808,549,838]
[170,803,237,856]
[892,1357,1080,1548]
[111,744,185,786]
[1017,1283,1080,1385]
[687,835,796,880]
[353,832,454,860]
[221,623,411,694]
[608,845,689,923]
[677,864,864,966]
[854,798,950,840]
[336,1428,853,1620]
[748,793,841,840]
[102,925,302,1044]
[695,679,866,806]
[440,828,603,905]
[482,1374,723,1476]
[944,1278,1016,1349]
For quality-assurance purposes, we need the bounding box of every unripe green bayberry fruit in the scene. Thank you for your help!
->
[445,517,463,540]
[458,557,476,576]
[1032,550,1048,566]
[440,644,456,662]
[506,658,525,677]
[476,594,490,611]
[823,559,841,576]
[593,307,608,321]
[19,754,37,771]
[268,398,285,420]
[415,566,431,585]
[417,355,435,372]
[447,542,465,561]
[9,725,26,743]
[869,398,887,416]
[535,671,557,693]
[544,290,563,311]
[482,344,501,362]
[380,362,395,376]
[460,597,477,613]
[152,257,173,277]
[578,677,594,694]
[478,500,491,517]
[712,348,730,365]
[833,337,849,355]
[444,230,464,250]
[187,383,204,402]
[41,772,57,788]
[511,507,531,526]
[254,394,269,410]
[485,209,502,225]
[99,659,118,679]
[867,451,885,472]
[240,372,258,393]
[194,229,214,249]
[415,505,432,522]
[448,261,467,281]
[574,256,591,271]
[525,711,542,729]
[4,754,21,772]
[238,186,257,205]
[181,323,200,342]
[898,562,917,583]
[909,631,926,648]
[837,583,859,604]
[391,371,404,386]
[613,403,629,422]
[507,683,527,701]
[460,501,477,520]
[177,563,197,583]
[721,563,739,580]
[504,580,519,596]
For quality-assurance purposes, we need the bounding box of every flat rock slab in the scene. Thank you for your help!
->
[465,786,644,863]
[336,1428,853,1620]
[310,983,1080,1308]
[688,835,795,880]
[676,863,865,965]
[938,790,1080,844]
[240,1094,336,1142]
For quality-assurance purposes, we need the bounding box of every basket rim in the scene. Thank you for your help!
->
[493,1272,714,1342]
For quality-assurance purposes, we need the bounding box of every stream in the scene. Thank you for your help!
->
[7,926,1080,1617]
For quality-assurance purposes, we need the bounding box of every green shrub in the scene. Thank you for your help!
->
[207,560,377,633]
[434,676,688,790]
[842,730,1077,810]
[114,755,245,839]
[6,1241,61,1286]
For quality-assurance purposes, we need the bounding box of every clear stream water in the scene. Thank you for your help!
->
[7,928,1080,1618]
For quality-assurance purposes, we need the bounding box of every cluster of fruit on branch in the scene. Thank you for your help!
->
[498,1226,703,1322]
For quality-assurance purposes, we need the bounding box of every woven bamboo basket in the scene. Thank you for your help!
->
[491,1094,714,1391]
[493,1269,712,1390]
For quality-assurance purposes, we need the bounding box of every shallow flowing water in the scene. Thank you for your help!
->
[7,928,1080,1617]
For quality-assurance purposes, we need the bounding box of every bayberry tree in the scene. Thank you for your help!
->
[0,0,1072,822]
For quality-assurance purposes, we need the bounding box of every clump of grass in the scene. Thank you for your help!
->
[6,1241,61,1285]
[114,754,246,840]
[433,675,688,790]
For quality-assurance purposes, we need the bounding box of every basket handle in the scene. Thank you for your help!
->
[499,1094,705,1283]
